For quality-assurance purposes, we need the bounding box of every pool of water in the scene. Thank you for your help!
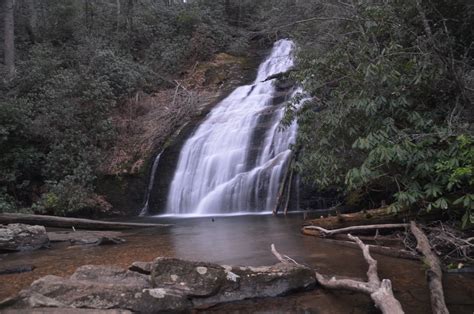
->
[1,214,473,313]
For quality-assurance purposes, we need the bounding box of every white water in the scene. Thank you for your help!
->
[139,151,163,216]
[166,39,298,214]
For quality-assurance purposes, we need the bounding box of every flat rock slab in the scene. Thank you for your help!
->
[47,231,125,243]
[0,224,49,252]
[6,257,317,312]
[48,231,126,247]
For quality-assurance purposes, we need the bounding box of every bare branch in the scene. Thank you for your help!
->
[303,223,409,237]
[315,235,404,314]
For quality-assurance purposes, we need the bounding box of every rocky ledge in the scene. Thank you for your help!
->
[3,257,316,312]
[0,224,49,252]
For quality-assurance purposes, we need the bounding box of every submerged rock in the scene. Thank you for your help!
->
[128,261,153,275]
[48,230,125,247]
[0,224,49,252]
[8,257,316,312]
[0,264,35,275]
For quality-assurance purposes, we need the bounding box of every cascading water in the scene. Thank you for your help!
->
[166,39,298,215]
[139,151,163,216]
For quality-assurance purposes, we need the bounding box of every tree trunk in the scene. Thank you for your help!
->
[126,0,134,32]
[0,213,171,230]
[3,0,15,79]
[25,0,37,43]
[410,222,450,314]
[116,0,121,32]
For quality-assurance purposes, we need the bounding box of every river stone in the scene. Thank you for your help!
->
[9,258,316,312]
[193,263,317,307]
[151,257,226,297]
[0,224,49,251]
[150,257,317,307]
[128,261,153,275]
[13,265,191,312]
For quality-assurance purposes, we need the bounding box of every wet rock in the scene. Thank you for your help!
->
[48,231,124,243]
[150,257,316,307]
[128,261,153,275]
[48,231,125,247]
[193,263,316,308]
[0,264,35,275]
[1,308,131,314]
[9,258,316,312]
[72,236,125,246]
[13,265,191,312]
[151,258,227,297]
[0,224,49,252]
[274,78,295,91]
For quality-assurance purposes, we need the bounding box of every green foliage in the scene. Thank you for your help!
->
[0,0,269,215]
[287,0,473,226]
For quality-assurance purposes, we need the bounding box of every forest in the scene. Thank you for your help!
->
[1,0,473,226]
[0,0,473,313]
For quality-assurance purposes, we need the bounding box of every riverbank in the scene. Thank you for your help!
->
[1,214,473,313]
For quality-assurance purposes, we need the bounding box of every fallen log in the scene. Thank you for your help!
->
[410,221,449,314]
[304,207,443,230]
[273,237,405,314]
[315,235,405,314]
[303,223,409,237]
[0,213,170,230]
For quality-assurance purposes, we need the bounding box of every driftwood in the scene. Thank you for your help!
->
[304,207,446,230]
[303,223,409,237]
[318,237,419,261]
[330,233,404,245]
[272,238,404,314]
[304,208,411,229]
[0,213,170,230]
[410,221,449,314]
[316,234,405,314]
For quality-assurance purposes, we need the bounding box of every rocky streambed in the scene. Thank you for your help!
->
[2,257,315,312]
[0,215,473,313]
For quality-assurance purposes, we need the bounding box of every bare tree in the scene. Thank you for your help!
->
[3,0,15,79]
[25,0,37,43]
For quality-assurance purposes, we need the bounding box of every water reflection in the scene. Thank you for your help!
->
[0,214,473,313]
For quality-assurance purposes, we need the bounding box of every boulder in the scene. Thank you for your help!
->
[128,261,153,275]
[12,265,190,313]
[8,258,316,312]
[150,258,316,308]
[0,224,49,252]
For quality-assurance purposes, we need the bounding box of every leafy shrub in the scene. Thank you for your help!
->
[287,1,473,226]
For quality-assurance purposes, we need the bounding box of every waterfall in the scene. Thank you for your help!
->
[166,39,298,215]
[139,151,163,216]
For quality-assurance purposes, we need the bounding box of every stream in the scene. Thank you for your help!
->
[1,214,473,313]
[1,40,472,313]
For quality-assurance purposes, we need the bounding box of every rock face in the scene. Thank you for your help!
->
[0,224,49,252]
[8,257,316,312]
